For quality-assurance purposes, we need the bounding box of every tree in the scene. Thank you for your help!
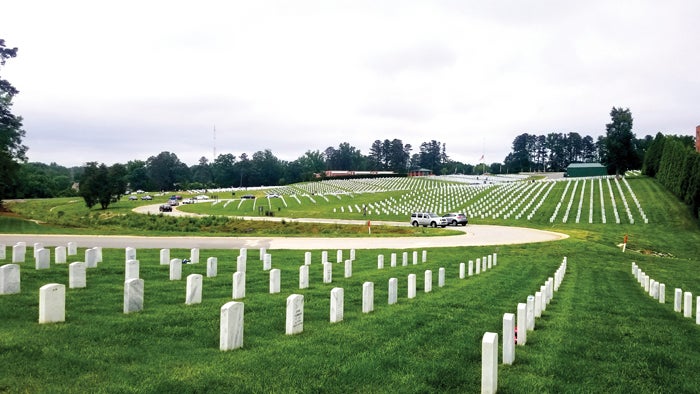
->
[641,133,666,177]
[146,151,189,191]
[418,140,444,174]
[79,162,126,209]
[0,39,28,200]
[211,153,237,187]
[602,107,638,175]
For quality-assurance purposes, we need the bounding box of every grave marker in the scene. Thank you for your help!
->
[55,246,66,264]
[285,294,304,335]
[388,278,398,305]
[476,258,481,275]
[270,269,281,294]
[160,249,170,265]
[39,284,65,323]
[660,284,666,304]
[408,274,416,299]
[207,257,217,277]
[186,274,203,305]
[263,253,272,271]
[377,255,384,270]
[527,296,535,331]
[684,292,693,318]
[123,278,144,313]
[481,332,498,394]
[503,313,515,365]
[232,272,246,299]
[67,242,77,256]
[0,244,4,260]
[468,260,474,276]
[321,251,328,264]
[402,252,408,266]
[674,288,683,312]
[12,244,25,263]
[344,260,352,278]
[438,267,445,288]
[337,249,343,263]
[391,253,397,268]
[125,247,136,262]
[323,262,332,284]
[220,301,244,350]
[459,263,465,279]
[330,287,344,323]
[350,249,356,261]
[237,255,246,273]
[299,265,309,289]
[69,262,86,289]
[35,248,50,270]
[362,282,374,313]
[534,292,543,318]
[190,248,200,264]
[85,248,97,268]
[259,247,266,261]
[422,250,427,263]
[517,303,527,345]
[412,251,418,265]
[125,259,139,280]
[424,270,432,293]
[0,264,20,294]
[305,251,312,266]
[170,259,182,281]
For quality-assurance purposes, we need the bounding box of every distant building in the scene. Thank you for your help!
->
[566,163,607,177]
[408,168,433,177]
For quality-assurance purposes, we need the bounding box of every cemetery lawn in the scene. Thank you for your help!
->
[1,177,699,392]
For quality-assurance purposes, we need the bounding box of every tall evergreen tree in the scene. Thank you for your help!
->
[0,39,28,200]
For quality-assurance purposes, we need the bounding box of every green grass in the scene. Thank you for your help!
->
[1,176,699,392]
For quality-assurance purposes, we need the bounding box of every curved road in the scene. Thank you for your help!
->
[0,203,568,250]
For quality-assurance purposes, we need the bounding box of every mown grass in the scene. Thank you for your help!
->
[1,176,699,392]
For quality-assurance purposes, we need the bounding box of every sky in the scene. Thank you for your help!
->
[3,0,699,168]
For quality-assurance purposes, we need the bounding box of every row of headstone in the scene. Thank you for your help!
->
[632,262,698,324]
[483,257,568,393]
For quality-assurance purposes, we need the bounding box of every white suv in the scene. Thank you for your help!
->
[410,212,448,228]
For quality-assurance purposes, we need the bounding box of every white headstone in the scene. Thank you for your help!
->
[362,282,374,313]
[259,247,266,261]
[503,313,515,365]
[12,244,25,263]
[124,278,144,313]
[377,255,384,270]
[33,243,43,258]
[684,292,693,318]
[232,272,246,299]
[526,296,535,331]
[468,260,474,276]
[344,260,352,278]
[299,265,309,289]
[388,278,398,305]
[659,283,665,304]
[39,283,65,323]
[422,250,427,263]
[237,255,246,273]
[285,294,304,335]
[540,285,547,312]
[674,288,683,312]
[190,248,200,264]
[263,253,272,271]
[390,253,397,268]
[186,274,203,305]
[459,263,465,279]
[69,262,86,289]
[55,246,66,264]
[412,251,418,265]
[67,242,77,256]
[304,251,312,266]
[239,248,247,262]
[402,252,408,266]
[424,270,432,293]
[487,255,492,269]
[94,246,103,263]
[125,247,136,262]
[438,267,445,288]
[493,253,497,266]
[350,249,356,261]
[337,249,343,263]
[482,257,487,272]
[270,269,281,294]
[169,259,182,281]
[475,258,481,275]
[0,264,20,294]
[323,262,332,284]
[125,259,139,280]
[207,257,217,277]
[220,301,244,350]
[481,332,498,394]
[85,248,97,268]
[0,244,5,260]
[330,287,344,323]
[35,248,50,270]
[534,292,543,318]
[408,274,416,299]
[321,250,328,263]
[517,303,527,345]
[160,249,170,265]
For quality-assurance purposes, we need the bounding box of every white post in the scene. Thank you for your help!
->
[481,332,498,394]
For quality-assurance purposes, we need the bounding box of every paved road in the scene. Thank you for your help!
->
[0,203,568,250]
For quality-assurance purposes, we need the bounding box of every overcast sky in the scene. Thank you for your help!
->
[3,0,699,167]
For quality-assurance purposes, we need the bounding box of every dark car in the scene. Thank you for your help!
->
[443,212,468,226]
[241,194,256,200]
[159,204,172,212]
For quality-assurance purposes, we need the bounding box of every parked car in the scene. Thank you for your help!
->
[141,195,153,200]
[167,199,179,206]
[128,195,138,201]
[442,212,468,226]
[182,198,196,204]
[410,212,447,228]
[159,204,172,212]
[241,194,256,200]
